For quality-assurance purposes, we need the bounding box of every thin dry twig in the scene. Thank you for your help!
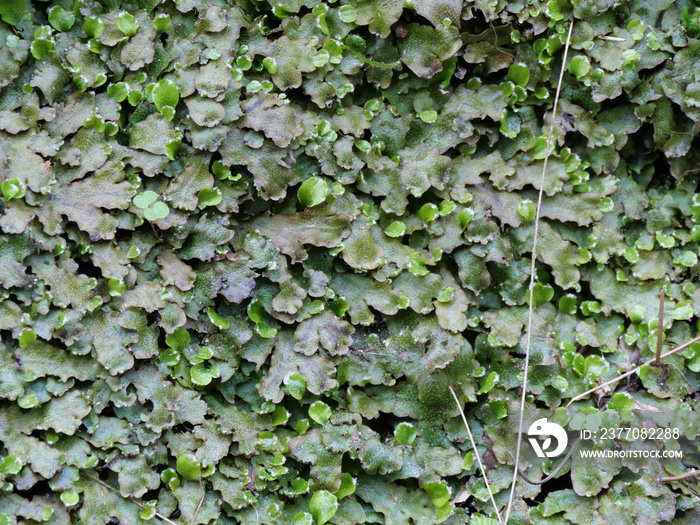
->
[448,386,503,524]
[597,35,627,41]
[654,288,665,366]
[504,18,575,525]
[661,469,700,482]
[178,438,205,525]
[99,452,123,470]
[190,472,206,525]
[85,474,181,525]
[566,333,700,408]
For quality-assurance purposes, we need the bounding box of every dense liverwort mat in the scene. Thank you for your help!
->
[1,0,700,523]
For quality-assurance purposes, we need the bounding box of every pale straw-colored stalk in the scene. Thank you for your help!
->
[503,18,575,525]
[566,333,700,408]
[448,386,503,524]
